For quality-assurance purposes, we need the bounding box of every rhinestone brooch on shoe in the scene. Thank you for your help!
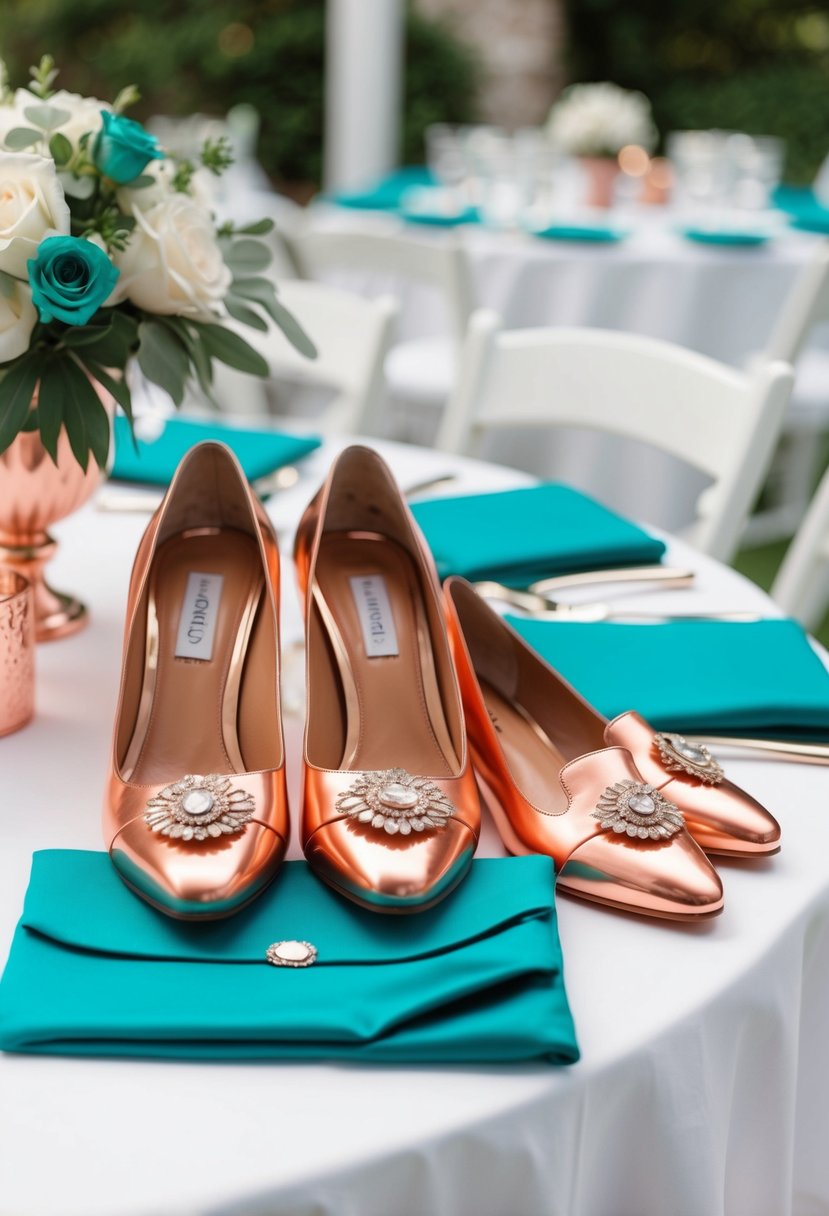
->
[654,732,724,785]
[593,780,685,841]
[144,774,255,841]
[336,768,455,836]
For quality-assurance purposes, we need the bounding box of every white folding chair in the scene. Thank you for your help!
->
[436,310,794,563]
[744,242,829,543]
[213,280,398,435]
[771,464,829,629]
[286,227,474,413]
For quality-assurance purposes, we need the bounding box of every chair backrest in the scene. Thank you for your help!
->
[765,241,829,363]
[286,227,474,341]
[217,279,398,434]
[436,310,794,562]
[770,465,829,629]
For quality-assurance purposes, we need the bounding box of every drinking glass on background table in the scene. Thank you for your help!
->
[424,123,469,205]
[668,129,786,219]
[0,571,34,738]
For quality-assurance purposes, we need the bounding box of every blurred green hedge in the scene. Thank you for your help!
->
[0,0,480,188]
[565,0,829,184]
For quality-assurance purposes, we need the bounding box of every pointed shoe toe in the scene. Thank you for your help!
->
[296,447,480,912]
[110,814,287,919]
[102,442,290,919]
[606,712,782,857]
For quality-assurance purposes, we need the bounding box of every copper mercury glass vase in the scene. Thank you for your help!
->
[0,380,115,642]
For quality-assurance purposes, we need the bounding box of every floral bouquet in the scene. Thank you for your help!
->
[0,56,313,472]
[546,82,657,160]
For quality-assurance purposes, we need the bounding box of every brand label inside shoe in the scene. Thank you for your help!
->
[175,572,225,661]
[349,574,399,658]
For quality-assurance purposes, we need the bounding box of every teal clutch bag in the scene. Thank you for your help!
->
[111,416,321,487]
[508,617,829,740]
[412,483,665,586]
[0,852,579,1064]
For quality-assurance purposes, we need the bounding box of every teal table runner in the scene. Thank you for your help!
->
[0,852,579,1064]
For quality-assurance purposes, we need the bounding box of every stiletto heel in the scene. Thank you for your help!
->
[444,578,724,920]
[294,446,480,912]
[103,441,289,919]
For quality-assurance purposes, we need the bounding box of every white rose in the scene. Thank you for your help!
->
[0,153,71,277]
[0,280,36,362]
[114,194,231,319]
[12,88,110,149]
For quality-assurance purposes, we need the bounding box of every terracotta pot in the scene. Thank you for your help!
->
[0,379,115,642]
[579,156,620,209]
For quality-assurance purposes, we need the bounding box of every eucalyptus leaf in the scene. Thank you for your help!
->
[61,317,115,347]
[237,218,275,236]
[59,172,96,200]
[137,319,189,406]
[224,296,269,332]
[193,322,269,376]
[160,318,216,403]
[0,356,40,455]
[268,297,317,359]
[5,127,42,150]
[222,238,273,275]
[24,104,71,131]
[229,276,282,321]
[121,174,155,189]
[48,132,73,166]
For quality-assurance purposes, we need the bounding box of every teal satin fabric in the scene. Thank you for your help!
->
[0,852,579,1064]
[328,166,435,211]
[412,483,665,586]
[111,416,321,487]
[509,616,829,740]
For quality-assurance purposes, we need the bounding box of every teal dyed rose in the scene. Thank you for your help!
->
[27,236,120,326]
[93,111,164,185]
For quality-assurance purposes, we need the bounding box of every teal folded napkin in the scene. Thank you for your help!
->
[111,416,321,487]
[412,483,665,586]
[508,616,829,740]
[0,852,579,1064]
[530,223,628,243]
[330,166,436,212]
[679,227,771,247]
[773,186,829,235]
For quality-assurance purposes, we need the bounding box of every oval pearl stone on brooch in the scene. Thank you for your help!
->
[653,732,724,785]
[335,768,455,836]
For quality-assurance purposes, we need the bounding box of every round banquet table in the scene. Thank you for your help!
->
[305,206,828,532]
[1,436,829,1216]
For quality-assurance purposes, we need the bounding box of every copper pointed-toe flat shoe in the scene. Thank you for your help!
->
[444,578,723,920]
[448,579,780,859]
[103,441,289,919]
[294,446,480,912]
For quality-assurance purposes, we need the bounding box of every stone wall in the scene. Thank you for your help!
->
[415,0,566,128]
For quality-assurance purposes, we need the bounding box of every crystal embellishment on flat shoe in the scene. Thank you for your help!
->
[336,768,455,836]
[144,774,255,841]
[593,780,685,841]
[654,732,724,785]
[266,940,317,968]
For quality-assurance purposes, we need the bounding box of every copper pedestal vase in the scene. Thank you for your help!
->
[0,384,115,642]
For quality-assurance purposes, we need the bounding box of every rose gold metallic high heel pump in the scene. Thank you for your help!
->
[294,446,480,912]
[444,578,724,920]
[103,442,289,919]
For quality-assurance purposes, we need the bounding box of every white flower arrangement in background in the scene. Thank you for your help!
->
[547,82,658,159]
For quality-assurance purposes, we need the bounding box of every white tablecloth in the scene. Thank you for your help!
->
[1,438,828,1216]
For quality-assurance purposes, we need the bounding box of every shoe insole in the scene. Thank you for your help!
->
[313,533,458,775]
[123,529,264,785]
[480,681,568,814]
